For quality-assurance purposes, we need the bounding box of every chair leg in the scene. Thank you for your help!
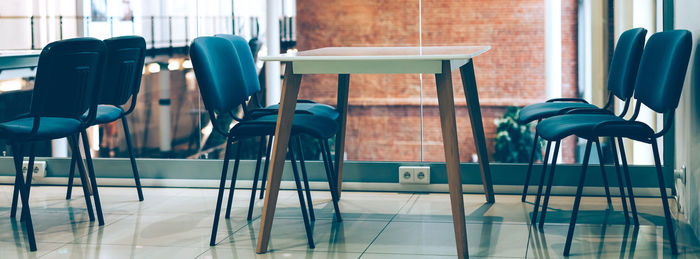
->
[531,140,552,225]
[539,140,561,228]
[81,130,105,225]
[70,135,96,222]
[65,149,77,200]
[225,143,242,219]
[651,140,678,255]
[609,138,630,224]
[296,137,315,221]
[594,139,614,210]
[10,144,23,219]
[210,136,233,246]
[247,136,266,220]
[122,116,144,201]
[522,131,540,202]
[323,139,339,202]
[563,140,593,256]
[617,137,639,226]
[289,142,315,248]
[19,143,36,222]
[11,143,37,251]
[259,135,273,199]
[321,139,342,222]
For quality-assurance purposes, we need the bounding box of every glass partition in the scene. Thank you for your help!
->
[0,0,660,168]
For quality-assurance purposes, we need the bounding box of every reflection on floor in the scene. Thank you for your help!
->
[0,186,699,258]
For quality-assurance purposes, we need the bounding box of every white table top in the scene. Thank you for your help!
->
[261,46,490,62]
[260,46,490,75]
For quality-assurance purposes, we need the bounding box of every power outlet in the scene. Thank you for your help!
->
[22,161,46,180]
[413,166,430,184]
[398,166,414,184]
[398,166,430,184]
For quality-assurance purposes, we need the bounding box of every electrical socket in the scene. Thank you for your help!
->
[398,166,414,184]
[413,166,430,184]
[398,166,430,184]
[22,161,46,180]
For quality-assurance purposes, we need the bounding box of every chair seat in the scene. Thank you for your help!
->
[536,114,626,141]
[256,102,340,120]
[87,105,124,125]
[0,117,82,140]
[517,102,599,124]
[231,114,337,139]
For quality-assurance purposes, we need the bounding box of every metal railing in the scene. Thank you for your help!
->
[0,15,296,55]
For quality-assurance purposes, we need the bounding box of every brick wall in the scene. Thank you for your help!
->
[296,0,578,163]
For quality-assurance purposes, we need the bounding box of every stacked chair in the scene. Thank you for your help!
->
[0,38,107,251]
[2,35,147,252]
[189,36,342,249]
[535,30,692,255]
[65,36,147,202]
[519,28,648,227]
[214,34,340,222]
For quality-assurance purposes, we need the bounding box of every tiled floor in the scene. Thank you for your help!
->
[0,185,699,258]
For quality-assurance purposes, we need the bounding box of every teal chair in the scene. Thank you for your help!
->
[1,38,107,251]
[189,36,341,249]
[536,30,692,255]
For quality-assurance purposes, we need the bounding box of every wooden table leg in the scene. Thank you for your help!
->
[459,60,495,203]
[435,60,468,259]
[334,74,350,197]
[256,63,302,253]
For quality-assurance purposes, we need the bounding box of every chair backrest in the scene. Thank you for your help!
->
[189,36,248,117]
[607,28,647,101]
[215,34,261,96]
[634,30,692,113]
[98,36,146,110]
[30,37,106,121]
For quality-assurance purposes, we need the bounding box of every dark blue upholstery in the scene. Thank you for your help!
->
[98,36,146,109]
[0,117,82,140]
[537,30,693,142]
[215,34,340,121]
[517,28,646,124]
[633,30,693,113]
[0,38,105,141]
[536,114,624,141]
[91,105,124,124]
[190,37,248,116]
[607,28,647,100]
[30,38,106,124]
[214,34,261,96]
[517,102,597,124]
[231,114,337,138]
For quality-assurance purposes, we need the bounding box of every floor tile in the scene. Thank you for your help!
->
[218,218,389,253]
[42,243,207,259]
[0,241,66,258]
[526,223,700,258]
[365,221,530,257]
[73,213,248,248]
[197,247,362,259]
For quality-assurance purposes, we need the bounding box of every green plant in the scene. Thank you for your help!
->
[493,106,542,163]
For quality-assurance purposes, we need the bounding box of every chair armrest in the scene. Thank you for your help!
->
[546,98,588,104]
[563,108,614,115]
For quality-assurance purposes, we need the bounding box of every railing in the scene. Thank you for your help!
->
[0,15,296,55]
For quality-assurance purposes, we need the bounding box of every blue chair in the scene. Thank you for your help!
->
[65,36,147,202]
[189,36,341,249]
[519,28,647,225]
[215,34,340,221]
[0,38,107,251]
[536,30,692,255]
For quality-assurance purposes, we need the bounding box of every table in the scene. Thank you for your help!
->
[0,50,41,70]
[258,46,494,258]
